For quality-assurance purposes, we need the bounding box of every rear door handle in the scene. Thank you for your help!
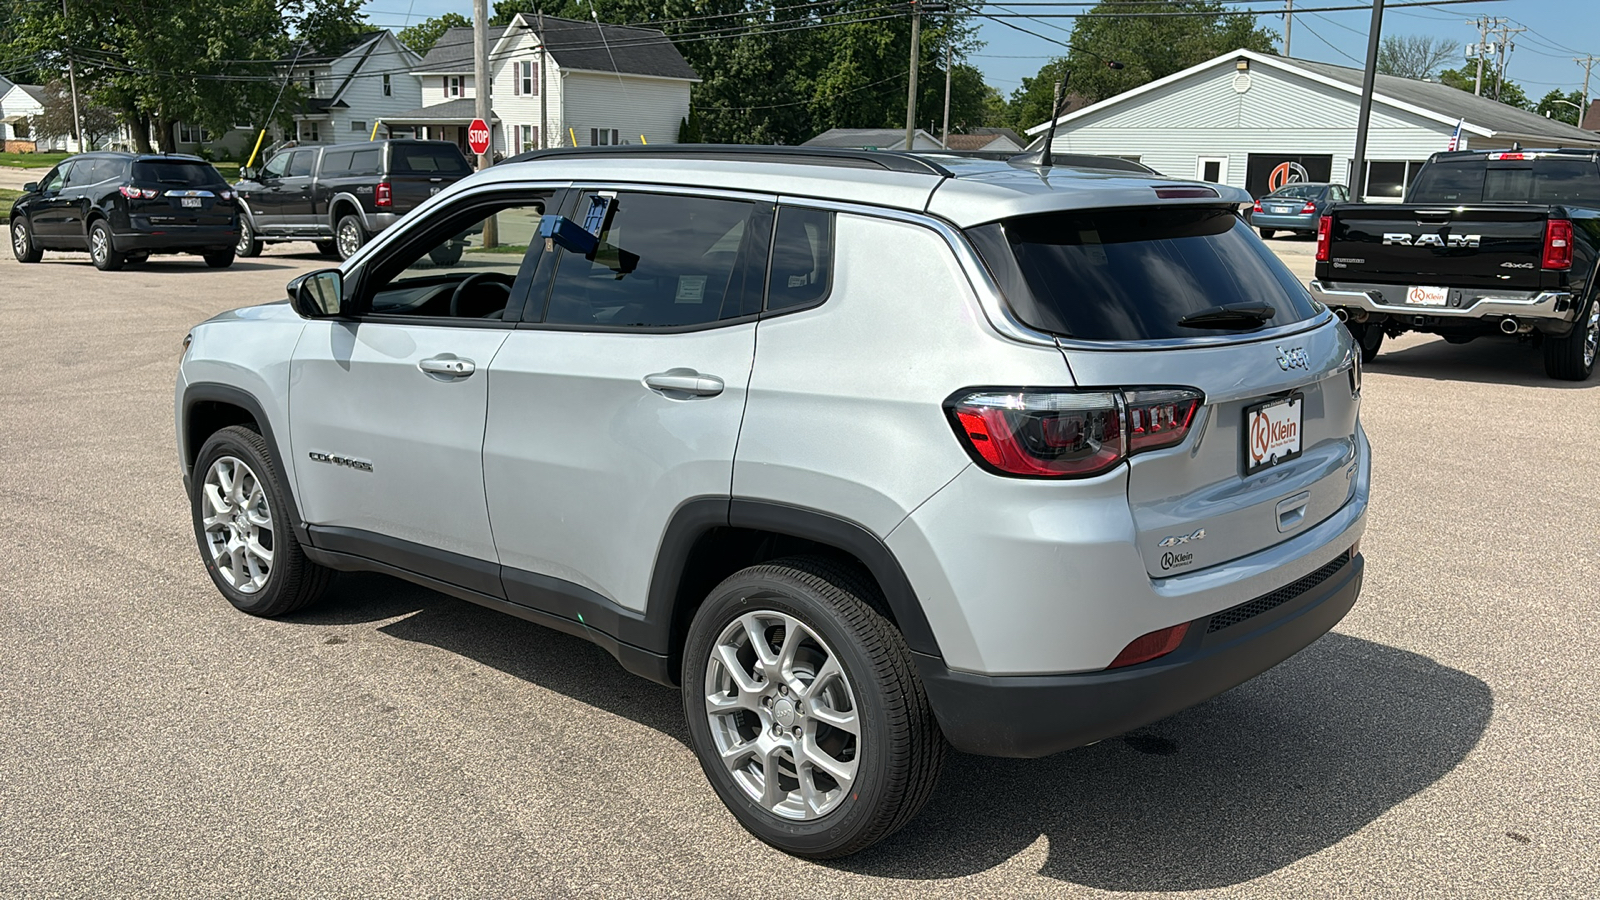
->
[418,356,476,378]
[644,369,724,397]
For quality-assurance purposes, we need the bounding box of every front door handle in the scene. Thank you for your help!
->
[644,369,724,397]
[418,356,476,378]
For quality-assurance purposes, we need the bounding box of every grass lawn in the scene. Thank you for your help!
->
[467,244,531,255]
[1,151,241,181]
[1,187,22,221]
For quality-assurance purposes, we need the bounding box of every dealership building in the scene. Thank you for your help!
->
[1027,49,1600,201]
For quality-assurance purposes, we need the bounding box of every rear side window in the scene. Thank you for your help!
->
[1409,157,1600,205]
[391,143,471,175]
[766,207,833,312]
[349,148,382,176]
[320,149,353,175]
[540,192,767,328]
[968,206,1320,342]
[132,160,225,187]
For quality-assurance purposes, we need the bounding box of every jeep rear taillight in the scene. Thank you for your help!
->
[947,388,1202,479]
[1316,215,1332,262]
[375,182,393,208]
[1543,219,1573,270]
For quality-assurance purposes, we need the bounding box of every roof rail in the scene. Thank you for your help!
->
[499,144,954,177]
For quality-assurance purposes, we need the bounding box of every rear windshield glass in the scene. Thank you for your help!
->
[132,160,225,187]
[1266,184,1324,200]
[1408,157,1600,205]
[391,144,471,175]
[968,206,1321,342]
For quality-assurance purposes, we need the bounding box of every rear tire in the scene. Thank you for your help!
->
[12,217,43,262]
[682,556,945,859]
[1345,321,1384,363]
[315,240,340,260]
[191,425,333,617]
[88,220,125,271]
[204,248,236,269]
[334,214,366,260]
[236,218,261,257]
[1258,227,1275,240]
[1543,295,1599,381]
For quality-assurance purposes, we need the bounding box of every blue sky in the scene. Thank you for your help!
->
[365,0,1600,105]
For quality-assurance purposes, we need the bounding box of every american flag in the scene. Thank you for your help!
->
[1446,118,1465,152]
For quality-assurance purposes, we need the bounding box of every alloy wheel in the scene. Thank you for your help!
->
[12,222,27,257]
[236,222,252,255]
[337,220,362,258]
[90,227,108,264]
[1585,302,1599,369]
[200,456,275,594]
[704,609,860,821]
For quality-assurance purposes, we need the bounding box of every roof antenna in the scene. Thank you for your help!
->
[1010,58,1123,169]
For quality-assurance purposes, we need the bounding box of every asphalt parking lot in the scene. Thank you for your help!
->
[2,241,1597,898]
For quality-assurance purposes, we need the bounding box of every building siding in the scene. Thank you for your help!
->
[561,72,690,146]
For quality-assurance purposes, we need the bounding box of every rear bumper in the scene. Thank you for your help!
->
[115,225,238,252]
[1252,212,1319,231]
[1310,279,1576,324]
[918,551,1364,758]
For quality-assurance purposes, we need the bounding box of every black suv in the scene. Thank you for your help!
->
[9,152,239,270]
[234,139,473,261]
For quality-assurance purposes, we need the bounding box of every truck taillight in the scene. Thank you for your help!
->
[947,388,1202,479]
[375,182,393,208]
[1316,215,1332,262]
[1543,219,1573,270]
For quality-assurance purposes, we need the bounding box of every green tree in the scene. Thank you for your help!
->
[1438,66,1529,110]
[399,12,470,55]
[1534,88,1585,126]
[29,78,120,147]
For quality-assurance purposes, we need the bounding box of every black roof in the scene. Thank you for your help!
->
[282,30,385,65]
[416,16,697,81]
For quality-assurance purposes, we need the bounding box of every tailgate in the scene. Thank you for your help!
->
[386,143,472,213]
[1327,204,1549,291]
[1066,321,1360,578]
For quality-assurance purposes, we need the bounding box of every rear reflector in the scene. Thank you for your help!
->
[1315,215,1332,262]
[1543,219,1573,270]
[1109,622,1190,668]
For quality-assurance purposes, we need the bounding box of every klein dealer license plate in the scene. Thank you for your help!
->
[1245,393,1304,475]
[180,197,203,208]
[1405,285,1449,306]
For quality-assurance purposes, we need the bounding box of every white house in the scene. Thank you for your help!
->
[170,30,424,159]
[390,14,698,156]
[802,128,946,151]
[1,83,53,152]
[1026,49,1600,201]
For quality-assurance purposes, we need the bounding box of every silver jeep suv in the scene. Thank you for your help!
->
[177,146,1370,858]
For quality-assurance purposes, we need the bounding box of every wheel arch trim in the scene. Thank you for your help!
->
[180,382,311,547]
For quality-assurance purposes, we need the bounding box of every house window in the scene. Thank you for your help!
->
[515,60,537,96]
[591,128,620,146]
[13,119,29,139]
[447,76,465,98]
[383,74,392,96]
[519,124,538,151]
[178,123,210,143]
[352,120,367,133]
[301,121,320,142]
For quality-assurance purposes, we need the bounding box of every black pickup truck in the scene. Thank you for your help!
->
[1311,148,1600,380]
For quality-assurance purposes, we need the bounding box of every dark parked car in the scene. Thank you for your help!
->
[233,139,473,261]
[1251,182,1349,239]
[8,152,239,270]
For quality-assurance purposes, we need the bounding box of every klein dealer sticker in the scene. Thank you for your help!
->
[1244,393,1304,475]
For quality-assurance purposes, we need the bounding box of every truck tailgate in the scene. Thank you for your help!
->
[1327,205,1551,291]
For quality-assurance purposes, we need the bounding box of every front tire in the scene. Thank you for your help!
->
[334,214,366,260]
[236,218,261,257]
[1345,320,1384,363]
[191,425,333,617]
[12,217,43,262]
[682,557,945,859]
[1258,227,1275,240]
[1544,295,1599,381]
[88,220,125,271]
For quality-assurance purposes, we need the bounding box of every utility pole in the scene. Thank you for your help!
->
[473,0,496,245]
[1284,0,1293,58]
[538,10,548,149]
[904,0,922,151]
[1351,0,1385,200]
[61,0,83,150]
[1576,54,1597,118]
[1466,16,1505,96]
[941,38,952,148]
[1491,23,1525,102]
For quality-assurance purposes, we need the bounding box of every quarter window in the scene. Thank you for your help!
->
[540,192,766,328]
[766,207,834,312]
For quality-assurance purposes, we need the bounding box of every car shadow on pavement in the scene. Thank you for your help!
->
[1366,338,1598,389]
[833,632,1491,890]
[288,577,1491,891]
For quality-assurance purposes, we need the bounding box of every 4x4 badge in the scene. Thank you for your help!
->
[1276,346,1309,371]
[1158,529,1205,547]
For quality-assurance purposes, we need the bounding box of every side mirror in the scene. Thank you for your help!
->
[239,167,259,182]
[22,182,38,193]
[288,269,345,318]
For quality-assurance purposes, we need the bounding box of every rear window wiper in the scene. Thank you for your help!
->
[1176,304,1277,330]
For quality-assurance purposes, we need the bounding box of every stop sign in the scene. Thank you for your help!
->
[467,118,491,156]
